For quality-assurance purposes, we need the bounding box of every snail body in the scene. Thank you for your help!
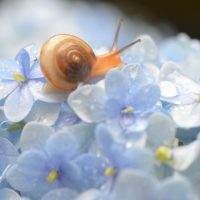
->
[40,20,141,92]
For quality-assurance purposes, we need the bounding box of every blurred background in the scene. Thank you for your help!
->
[0,0,199,57]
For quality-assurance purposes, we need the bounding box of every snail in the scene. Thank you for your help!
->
[40,19,141,92]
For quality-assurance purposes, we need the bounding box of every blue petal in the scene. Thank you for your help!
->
[104,98,122,119]
[131,84,160,112]
[45,132,78,159]
[75,154,106,190]
[41,188,78,200]
[28,63,44,79]
[0,59,22,80]
[105,69,129,101]
[59,161,81,188]
[15,48,30,77]
[6,150,47,192]
[0,137,18,174]
[4,86,34,122]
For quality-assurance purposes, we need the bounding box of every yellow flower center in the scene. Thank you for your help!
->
[12,73,25,83]
[47,169,59,183]
[155,146,172,165]
[104,166,117,177]
[122,106,134,114]
[197,94,200,103]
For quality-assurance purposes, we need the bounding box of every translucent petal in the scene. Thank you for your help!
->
[146,113,176,149]
[68,85,106,123]
[0,59,22,80]
[25,101,60,126]
[0,137,18,174]
[113,169,156,200]
[0,81,17,100]
[105,69,129,100]
[157,175,197,200]
[171,104,200,128]
[41,188,78,200]
[131,84,160,112]
[6,150,47,192]
[4,86,34,122]
[20,122,54,152]
[0,188,21,200]
[59,123,95,153]
[28,63,44,79]
[15,48,30,77]
[28,81,68,103]
[75,154,106,190]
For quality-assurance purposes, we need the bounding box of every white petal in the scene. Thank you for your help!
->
[173,140,200,171]
[25,101,60,126]
[68,85,106,123]
[28,81,68,103]
[0,82,17,100]
[160,81,178,98]
[20,122,54,152]
[4,86,34,122]
[171,104,200,128]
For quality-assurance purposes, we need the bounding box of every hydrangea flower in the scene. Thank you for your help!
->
[6,122,105,198]
[68,67,160,131]
[95,124,154,178]
[0,45,44,122]
[76,169,197,200]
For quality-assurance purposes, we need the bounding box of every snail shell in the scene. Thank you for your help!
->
[40,34,97,91]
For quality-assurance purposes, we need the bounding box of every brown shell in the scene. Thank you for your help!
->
[40,34,97,91]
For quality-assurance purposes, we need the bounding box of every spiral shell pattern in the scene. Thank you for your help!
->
[40,34,96,91]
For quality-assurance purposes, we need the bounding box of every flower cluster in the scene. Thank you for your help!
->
[0,33,200,200]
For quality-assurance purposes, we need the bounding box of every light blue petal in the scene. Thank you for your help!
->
[41,188,78,200]
[105,69,129,101]
[25,100,60,126]
[0,82,17,100]
[28,63,44,79]
[131,84,160,112]
[15,48,30,77]
[95,124,114,159]
[0,59,22,80]
[0,137,18,174]
[112,169,156,200]
[75,154,106,190]
[157,175,197,200]
[45,132,78,159]
[59,161,81,188]
[6,150,47,192]
[58,123,95,153]
[0,188,21,200]
[104,99,122,119]
[68,85,106,123]
[20,122,54,152]
[146,113,176,149]
[4,86,34,122]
